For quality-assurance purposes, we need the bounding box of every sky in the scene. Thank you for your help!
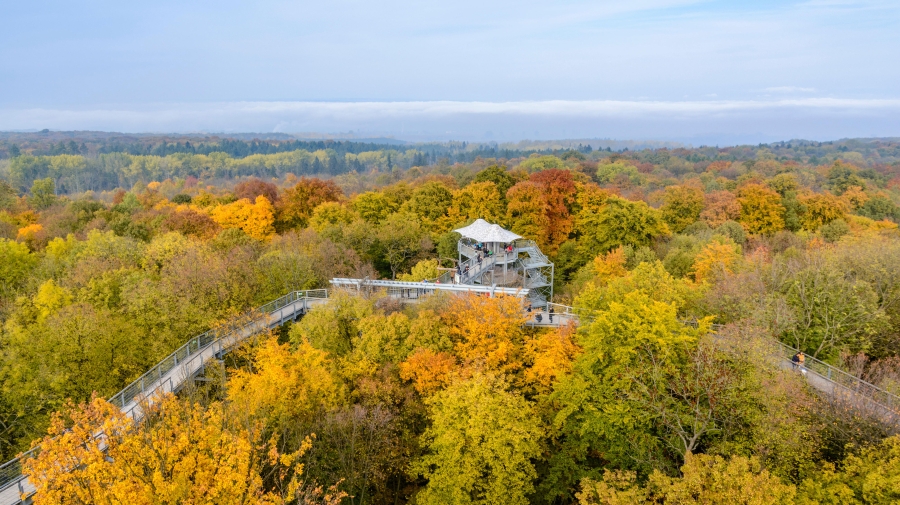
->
[1,0,899,144]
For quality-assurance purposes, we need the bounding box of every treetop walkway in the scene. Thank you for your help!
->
[1,284,898,503]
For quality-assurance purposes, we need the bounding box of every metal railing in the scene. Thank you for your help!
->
[0,289,328,498]
[772,339,899,413]
[691,322,900,416]
[515,240,550,265]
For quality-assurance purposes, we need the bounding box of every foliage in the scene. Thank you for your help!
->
[737,183,786,235]
[277,177,343,231]
[209,195,276,240]
[578,454,796,505]
[398,258,441,281]
[661,184,704,233]
[412,374,543,505]
[578,196,669,257]
[23,394,345,505]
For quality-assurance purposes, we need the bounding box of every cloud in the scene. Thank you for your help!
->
[762,86,818,93]
[3,99,900,143]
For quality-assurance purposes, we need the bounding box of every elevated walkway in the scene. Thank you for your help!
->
[3,288,898,504]
[0,289,329,505]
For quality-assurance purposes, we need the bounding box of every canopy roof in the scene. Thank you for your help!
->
[454,219,522,243]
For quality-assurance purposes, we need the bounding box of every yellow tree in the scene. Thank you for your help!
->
[798,192,848,231]
[692,236,742,283]
[591,246,628,285]
[399,348,458,396]
[441,294,528,375]
[22,394,343,505]
[577,454,796,505]
[228,337,343,429]
[445,181,504,225]
[308,201,357,232]
[209,195,276,240]
[523,324,581,394]
[412,374,543,505]
[737,183,785,235]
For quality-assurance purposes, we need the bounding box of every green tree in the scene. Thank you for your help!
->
[378,212,430,279]
[473,165,515,200]
[412,374,542,505]
[660,185,704,233]
[547,291,707,499]
[353,191,398,224]
[0,181,17,211]
[578,196,669,258]
[401,181,454,229]
[0,238,37,298]
[30,177,57,209]
[827,161,866,195]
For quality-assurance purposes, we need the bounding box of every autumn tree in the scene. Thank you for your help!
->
[234,177,279,203]
[276,177,343,231]
[578,454,796,505]
[0,238,37,297]
[23,394,343,505]
[446,181,505,225]
[577,196,669,258]
[412,374,542,505]
[530,168,576,250]
[161,207,220,239]
[441,294,528,375]
[398,258,440,282]
[505,181,550,245]
[701,190,742,228]
[548,291,709,496]
[660,184,704,233]
[308,201,357,232]
[210,195,276,240]
[737,183,786,235]
[472,165,516,200]
[798,192,847,231]
[400,181,454,231]
[229,337,343,430]
[353,191,398,224]
[692,236,742,283]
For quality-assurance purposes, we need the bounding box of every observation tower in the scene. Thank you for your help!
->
[449,219,555,307]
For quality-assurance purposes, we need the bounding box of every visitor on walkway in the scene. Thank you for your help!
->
[477,254,483,266]
[792,351,807,376]
[548,306,554,323]
[464,264,470,275]
[535,313,543,323]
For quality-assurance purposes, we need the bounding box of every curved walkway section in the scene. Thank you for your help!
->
[0,289,329,505]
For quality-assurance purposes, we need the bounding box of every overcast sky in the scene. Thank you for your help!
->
[2,0,899,143]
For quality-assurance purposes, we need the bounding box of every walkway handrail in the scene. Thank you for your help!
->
[771,339,898,412]
[0,289,327,497]
[696,322,900,414]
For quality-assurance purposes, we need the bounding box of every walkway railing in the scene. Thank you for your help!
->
[694,322,900,416]
[0,289,328,502]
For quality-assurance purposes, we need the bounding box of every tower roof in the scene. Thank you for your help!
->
[454,219,522,243]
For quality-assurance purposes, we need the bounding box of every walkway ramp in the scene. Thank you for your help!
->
[0,289,328,505]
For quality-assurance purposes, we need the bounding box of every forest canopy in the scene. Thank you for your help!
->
[2,134,900,504]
